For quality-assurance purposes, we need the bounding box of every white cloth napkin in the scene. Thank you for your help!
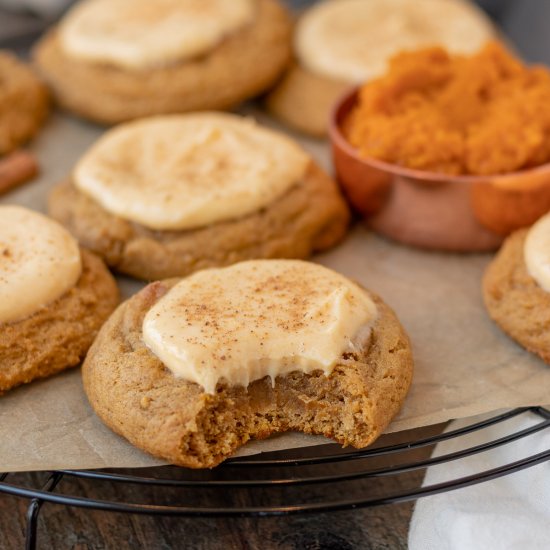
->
[409,410,550,550]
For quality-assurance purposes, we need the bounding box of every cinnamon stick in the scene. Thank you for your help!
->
[0,150,39,195]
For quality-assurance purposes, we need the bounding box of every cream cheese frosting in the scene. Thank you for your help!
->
[59,0,255,70]
[73,113,310,231]
[142,260,378,393]
[295,0,495,83]
[0,206,82,324]
[524,212,550,293]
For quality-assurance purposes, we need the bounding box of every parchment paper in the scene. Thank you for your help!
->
[1,112,549,472]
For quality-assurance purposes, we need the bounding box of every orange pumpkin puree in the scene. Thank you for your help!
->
[344,42,550,175]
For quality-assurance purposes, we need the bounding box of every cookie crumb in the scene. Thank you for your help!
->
[140,396,151,409]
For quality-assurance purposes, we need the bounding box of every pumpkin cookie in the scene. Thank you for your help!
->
[48,112,349,280]
[267,0,494,137]
[483,213,550,364]
[0,51,49,155]
[34,0,291,124]
[0,205,119,394]
[83,260,414,468]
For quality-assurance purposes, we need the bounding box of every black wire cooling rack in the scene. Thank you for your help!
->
[1,406,549,550]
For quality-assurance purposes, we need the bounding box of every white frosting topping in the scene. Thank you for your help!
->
[59,0,255,70]
[295,0,495,83]
[524,212,550,293]
[0,206,82,324]
[74,113,309,231]
[142,260,378,394]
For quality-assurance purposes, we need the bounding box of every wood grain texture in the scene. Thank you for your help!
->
[0,474,418,549]
[0,426,443,549]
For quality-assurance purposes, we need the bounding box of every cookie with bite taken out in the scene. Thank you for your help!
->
[83,259,414,468]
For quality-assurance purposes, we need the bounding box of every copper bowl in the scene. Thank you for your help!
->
[330,88,550,251]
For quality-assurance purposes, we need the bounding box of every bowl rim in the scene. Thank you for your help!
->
[329,86,550,184]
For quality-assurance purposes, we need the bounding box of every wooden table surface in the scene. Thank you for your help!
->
[0,473,418,549]
[0,471,420,550]
[0,425,444,550]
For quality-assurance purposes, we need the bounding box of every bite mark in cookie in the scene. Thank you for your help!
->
[83,260,413,468]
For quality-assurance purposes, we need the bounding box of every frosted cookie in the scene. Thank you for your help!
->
[33,0,291,124]
[83,259,414,468]
[0,206,119,394]
[483,212,550,364]
[48,112,350,280]
[0,51,49,155]
[267,0,495,136]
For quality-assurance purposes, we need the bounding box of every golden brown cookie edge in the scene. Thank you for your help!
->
[82,280,413,468]
[33,0,292,124]
[0,249,119,393]
[48,161,350,280]
[483,229,550,364]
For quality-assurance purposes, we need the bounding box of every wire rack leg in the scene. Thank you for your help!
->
[25,498,41,550]
[25,473,63,550]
